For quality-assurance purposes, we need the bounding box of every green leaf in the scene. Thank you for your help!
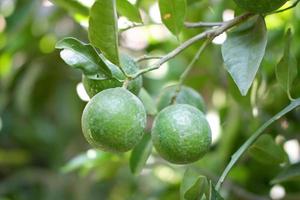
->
[138,88,157,115]
[248,134,287,165]
[207,181,224,200]
[51,0,89,17]
[89,0,120,66]
[180,168,208,200]
[275,28,298,99]
[129,133,152,175]
[56,37,112,79]
[159,0,186,36]
[116,0,142,23]
[222,16,267,96]
[271,162,300,184]
[61,150,106,173]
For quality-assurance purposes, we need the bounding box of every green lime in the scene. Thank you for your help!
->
[233,0,287,13]
[82,54,142,97]
[151,104,211,164]
[157,85,206,112]
[81,87,147,152]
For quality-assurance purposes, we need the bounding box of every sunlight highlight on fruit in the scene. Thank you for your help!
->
[206,111,221,144]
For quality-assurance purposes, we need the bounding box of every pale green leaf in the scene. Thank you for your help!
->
[130,133,152,175]
[222,16,267,96]
[207,181,224,200]
[159,0,186,36]
[116,0,142,23]
[275,28,298,99]
[89,0,120,65]
[180,168,208,200]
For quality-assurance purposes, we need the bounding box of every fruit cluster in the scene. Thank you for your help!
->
[81,61,212,164]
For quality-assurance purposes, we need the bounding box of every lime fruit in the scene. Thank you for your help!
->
[233,0,287,13]
[83,54,142,97]
[81,87,147,152]
[157,85,206,112]
[151,104,211,164]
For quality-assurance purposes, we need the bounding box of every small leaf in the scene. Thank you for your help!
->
[89,0,120,66]
[222,16,267,96]
[138,88,157,115]
[130,133,152,175]
[56,37,112,79]
[248,134,287,165]
[116,0,142,23]
[159,0,186,36]
[271,162,300,184]
[180,168,208,200]
[61,150,105,174]
[275,28,298,99]
[207,181,224,200]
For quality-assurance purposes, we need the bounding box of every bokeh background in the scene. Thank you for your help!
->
[0,0,300,199]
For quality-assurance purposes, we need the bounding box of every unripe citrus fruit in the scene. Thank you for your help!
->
[81,87,147,152]
[83,55,142,97]
[233,0,287,13]
[157,85,206,112]
[151,104,211,164]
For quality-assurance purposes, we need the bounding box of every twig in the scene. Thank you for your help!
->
[216,98,300,191]
[131,13,254,79]
[119,23,145,32]
[185,21,224,28]
[170,39,210,104]
[135,55,163,63]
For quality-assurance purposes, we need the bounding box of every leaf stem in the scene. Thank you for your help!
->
[215,98,300,191]
[135,55,163,63]
[131,13,254,79]
[170,39,210,104]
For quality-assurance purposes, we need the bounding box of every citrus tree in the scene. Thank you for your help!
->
[1,0,300,199]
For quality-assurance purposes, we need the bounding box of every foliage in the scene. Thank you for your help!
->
[1,0,300,199]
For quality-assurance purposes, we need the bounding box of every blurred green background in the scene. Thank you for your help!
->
[0,0,300,199]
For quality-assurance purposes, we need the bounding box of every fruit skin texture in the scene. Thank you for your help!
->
[81,87,147,152]
[151,104,212,164]
[157,85,206,112]
[82,55,142,97]
[233,0,287,13]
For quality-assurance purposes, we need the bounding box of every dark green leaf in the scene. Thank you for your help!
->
[271,162,300,184]
[159,0,186,36]
[89,0,120,65]
[248,134,287,165]
[207,181,224,200]
[56,37,112,79]
[116,0,142,23]
[51,0,89,17]
[130,133,152,175]
[222,16,267,96]
[138,88,157,115]
[275,28,298,99]
[180,168,208,200]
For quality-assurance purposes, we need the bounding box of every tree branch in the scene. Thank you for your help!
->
[131,13,254,79]
[184,21,224,28]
